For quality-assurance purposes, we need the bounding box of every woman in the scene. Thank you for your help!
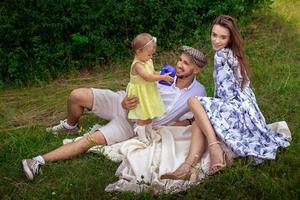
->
[161,15,290,180]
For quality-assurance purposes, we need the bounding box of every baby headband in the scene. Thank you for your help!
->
[139,36,157,50]
[180,46,207,68]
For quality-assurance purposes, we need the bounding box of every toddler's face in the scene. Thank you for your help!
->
[136,43,157,62]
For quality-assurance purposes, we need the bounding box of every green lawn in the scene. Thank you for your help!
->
[0,0,299,199]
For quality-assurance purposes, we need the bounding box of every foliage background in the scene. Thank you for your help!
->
[0,0,272,86]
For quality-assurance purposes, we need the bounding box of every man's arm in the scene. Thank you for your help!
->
[121,95,139,110]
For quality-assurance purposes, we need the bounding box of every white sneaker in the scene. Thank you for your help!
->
[46,119,79,134]
[22,159,43,180]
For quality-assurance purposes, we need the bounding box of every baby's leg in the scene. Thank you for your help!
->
[145,120,162,143]
[136,119,152,145]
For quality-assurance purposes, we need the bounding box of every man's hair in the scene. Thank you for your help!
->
[180,46,207,68]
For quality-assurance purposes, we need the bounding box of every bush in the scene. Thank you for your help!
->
[0,0,272,86]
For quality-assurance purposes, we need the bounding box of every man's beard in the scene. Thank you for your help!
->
[177,72,193,79]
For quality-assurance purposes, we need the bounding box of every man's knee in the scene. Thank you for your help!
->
[69,88,93,109]
[69,88,86,103]
[83,130,107,148]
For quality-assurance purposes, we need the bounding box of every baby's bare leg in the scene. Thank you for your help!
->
[136,119,152,145]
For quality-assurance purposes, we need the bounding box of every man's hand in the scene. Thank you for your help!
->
[122,95,139,110]
[172,119,190,126]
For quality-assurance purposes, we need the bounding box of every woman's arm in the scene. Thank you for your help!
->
[214,49,239,100]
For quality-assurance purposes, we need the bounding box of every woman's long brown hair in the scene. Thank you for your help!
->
[212,15,250,88]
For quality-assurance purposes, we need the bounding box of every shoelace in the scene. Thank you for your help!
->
[52,120,78,131]
[51,120,66,131]
[31,161,42,175]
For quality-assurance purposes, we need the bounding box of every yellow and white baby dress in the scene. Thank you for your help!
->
[126,59,165,120]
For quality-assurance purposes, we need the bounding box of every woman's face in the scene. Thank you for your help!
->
[211,24,230,51]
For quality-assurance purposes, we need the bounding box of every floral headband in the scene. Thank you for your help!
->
[138,36,157,50]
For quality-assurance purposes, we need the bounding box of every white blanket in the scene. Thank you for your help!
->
[63,121,291,194]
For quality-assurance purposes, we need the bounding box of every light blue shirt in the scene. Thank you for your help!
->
[153,77,206,126]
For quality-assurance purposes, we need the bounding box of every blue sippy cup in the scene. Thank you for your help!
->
[159,64,176,86]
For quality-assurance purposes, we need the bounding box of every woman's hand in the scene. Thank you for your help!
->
[122,95,139,110]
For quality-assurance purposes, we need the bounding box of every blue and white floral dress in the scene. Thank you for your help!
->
[197,48,290,160]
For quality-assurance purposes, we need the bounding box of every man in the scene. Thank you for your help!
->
[22,46,207,180]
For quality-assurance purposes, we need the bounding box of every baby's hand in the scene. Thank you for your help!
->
[162,73,174,83]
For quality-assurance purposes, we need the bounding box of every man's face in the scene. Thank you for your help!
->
[176,53,200,79]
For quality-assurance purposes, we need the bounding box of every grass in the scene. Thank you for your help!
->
[0,0,299,199]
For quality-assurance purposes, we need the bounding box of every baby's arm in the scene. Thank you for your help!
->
[133,63,174,83]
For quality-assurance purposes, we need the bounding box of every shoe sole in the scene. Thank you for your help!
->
[46,127,79,134]
[22,160,34,180]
